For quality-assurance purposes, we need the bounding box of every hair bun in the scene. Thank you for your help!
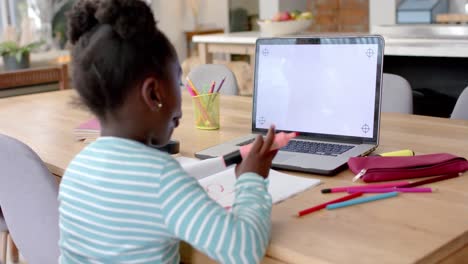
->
[68,0,99,44]
[95,0,157,40]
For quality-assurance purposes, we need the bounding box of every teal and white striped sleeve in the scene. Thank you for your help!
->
[158,157,272,264]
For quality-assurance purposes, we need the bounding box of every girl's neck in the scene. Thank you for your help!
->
[100,126,148,145]
[99,115,150,145]
[98,92,155,146]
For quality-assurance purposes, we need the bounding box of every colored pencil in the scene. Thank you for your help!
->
[326,192,398,210]
[321,181,410,194]
[209,81,216,94]
[398,173,460,188]
[186,77,200,96]
[216,76,226,93]
[348,187,432,193]
[208,76,226,105]
[297,192,363,217]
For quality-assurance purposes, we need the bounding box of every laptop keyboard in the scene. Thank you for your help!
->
[237,139,354,156]
[236,138,255,146]
[281,140,354,156]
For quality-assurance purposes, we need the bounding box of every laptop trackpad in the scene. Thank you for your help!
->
[273,152,297,163]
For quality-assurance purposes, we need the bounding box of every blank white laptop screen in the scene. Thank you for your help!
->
[255,42,379,138]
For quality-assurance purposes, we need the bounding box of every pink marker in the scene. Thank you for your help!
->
[186,83,196,96]
[209,81,216,94]
[221,132,298,167]
[348,187,433,193]
[239,132,298,158]
[321,181,411,194]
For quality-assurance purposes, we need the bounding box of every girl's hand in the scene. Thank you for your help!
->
[235,125,278,179]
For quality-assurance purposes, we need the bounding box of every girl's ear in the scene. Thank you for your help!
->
[141,77,163,111]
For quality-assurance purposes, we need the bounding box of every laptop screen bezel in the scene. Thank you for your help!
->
[251,36,384,145]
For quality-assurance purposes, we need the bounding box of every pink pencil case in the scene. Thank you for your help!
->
[348,153,468,183]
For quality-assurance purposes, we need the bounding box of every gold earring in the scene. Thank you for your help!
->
[157,103,163,108]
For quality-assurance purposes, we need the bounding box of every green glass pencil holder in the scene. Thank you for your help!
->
[192,93,220,130]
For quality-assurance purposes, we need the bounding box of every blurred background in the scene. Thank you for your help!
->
[1,0,468,117]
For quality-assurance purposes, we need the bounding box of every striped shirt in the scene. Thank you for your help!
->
[58,137,272,263]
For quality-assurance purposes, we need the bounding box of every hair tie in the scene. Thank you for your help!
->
[91,63,103,82]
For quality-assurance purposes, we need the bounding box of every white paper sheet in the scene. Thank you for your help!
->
[176,157,321,208]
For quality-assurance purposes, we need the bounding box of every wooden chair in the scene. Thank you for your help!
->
[1,210,7,264]
[0,64,69,91]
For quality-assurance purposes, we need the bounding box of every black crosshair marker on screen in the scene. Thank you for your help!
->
[365,48,374,58]
[258,116,266,125]
[262,48,269,56]
[361,124,370,133]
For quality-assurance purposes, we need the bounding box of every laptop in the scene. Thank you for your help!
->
[195,35,385,175]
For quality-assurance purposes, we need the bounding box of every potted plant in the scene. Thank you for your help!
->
[0,41,44,71]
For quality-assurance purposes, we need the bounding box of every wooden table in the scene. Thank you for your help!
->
[184,27,224,58]
[1,90,468,263]
[194,31,258,65]
[436,14,468,24]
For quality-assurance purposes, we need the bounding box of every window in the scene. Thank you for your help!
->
[1,0,32,41]
[1,0,72,46]
[1,1,9,35]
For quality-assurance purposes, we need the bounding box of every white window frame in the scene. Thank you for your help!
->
[1,0,9,30]
[1,0,18,29]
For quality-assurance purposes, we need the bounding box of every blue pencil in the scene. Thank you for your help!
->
[326,191,398,210]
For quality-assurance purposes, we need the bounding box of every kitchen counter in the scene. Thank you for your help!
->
[373,24,468,57]
[371,24,468,39]
[370,25,468,116]
[193,30,468,58]
[193,29,468,117]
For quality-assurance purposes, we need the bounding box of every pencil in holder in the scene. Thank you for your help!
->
[192,93,220,130]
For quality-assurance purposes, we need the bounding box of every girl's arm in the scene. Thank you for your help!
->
[158,158,272,264]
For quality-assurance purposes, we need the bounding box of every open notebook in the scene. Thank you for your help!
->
[74,118,100,143]
[176,157,321,208]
